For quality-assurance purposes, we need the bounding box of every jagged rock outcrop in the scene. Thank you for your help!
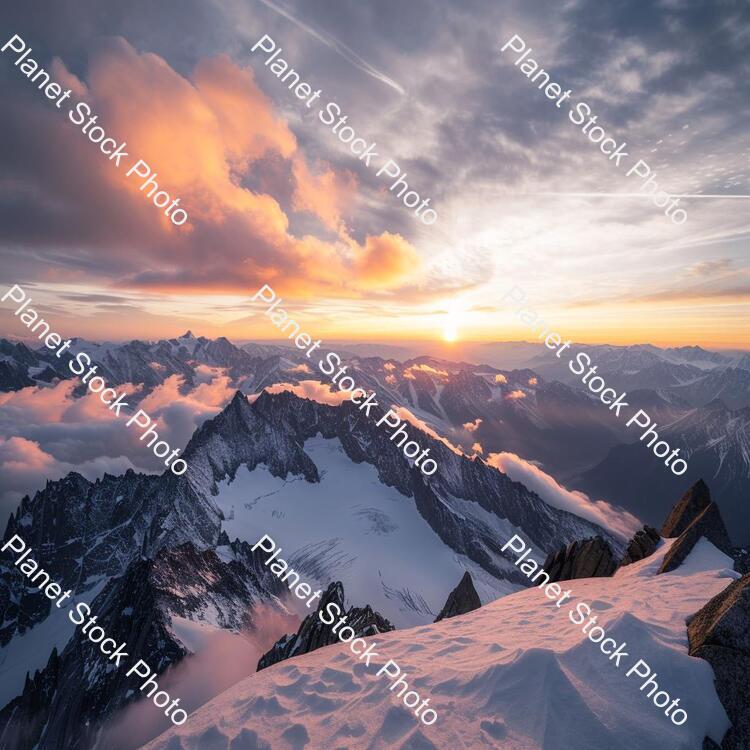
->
[0,540,282,750]
[0,387,620,749]
[434,571,482,622]
[661,479,713,538]
[0,648,61,749]
[688,573,750,750]
[257,581,393,671]
[620,526,661,566]
[734,548,750,575]
[543,537,617,582]
[659,501,733,574]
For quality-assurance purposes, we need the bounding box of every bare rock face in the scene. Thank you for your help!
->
[0,541,274,750]
[257,582,394,671]
[661,479,712,538]
[543,537,617,582]
[434,571,482,622]
[688,573,750,750]
[659,502,733,574]
[620,526,661,566]
[734,547,750,575]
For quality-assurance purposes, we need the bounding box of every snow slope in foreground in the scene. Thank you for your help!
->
[142,538,738,750]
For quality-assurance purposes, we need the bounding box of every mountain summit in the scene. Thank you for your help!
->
[434,571,482,622]
[658,480,733,574]
[661,478,713,537]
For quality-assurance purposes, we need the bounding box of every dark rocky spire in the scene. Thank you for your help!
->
[434,571,482,622]
[620,526,661,567]
[659,501,733,574]
[543,537,617,582]
[661,479,712,538]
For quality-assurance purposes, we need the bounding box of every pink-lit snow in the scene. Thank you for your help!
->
[141,537,738,750]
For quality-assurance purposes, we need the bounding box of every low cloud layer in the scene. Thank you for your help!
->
[0,373,235,518]
[487,450,641,539]
[263,379,352,405]
[99,602,300,749]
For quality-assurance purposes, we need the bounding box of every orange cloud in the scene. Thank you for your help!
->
[463,418,482,432]
[494,374,507,384]
[138,374,234,414]
[45,39,420,298]
[352,233,421,290]
[0,436,58,473]
[471,442,484,455]
[385,374,397,385]
[407,363,449,378]
[285,363,313,374]
[264,380,351,406]
[291,157,357,231]
[528,377,538,385]
[192,55,297,167]
[390,406,463,455]
[0,381,77,422]
[505,389,526,400]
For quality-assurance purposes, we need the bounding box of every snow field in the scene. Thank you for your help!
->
[214,436,521,627]
[141,537,738,750]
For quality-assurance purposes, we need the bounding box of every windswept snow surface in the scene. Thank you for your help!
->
[142,538,737,750]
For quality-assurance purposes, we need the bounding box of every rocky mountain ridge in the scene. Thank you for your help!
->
[0,386,620,748]
[257,581,394,671]
[3,334,749,545]
[0,539,286,750]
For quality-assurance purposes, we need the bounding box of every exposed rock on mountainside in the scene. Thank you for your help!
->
[659,501,733,574]
[688,573,750,750]
[672,367,750,411]
[0,647,61,749]
[0,339,67,390]
[0,466,222,647]
[662,479,712,537]
[620,526,661,566]
[0,357,34,390]
[0,541,283,750]
[434,572,482,621]
[543,537,617,582]
[0,387,619,749]
[733,548,750,575]
[257,581,393,671]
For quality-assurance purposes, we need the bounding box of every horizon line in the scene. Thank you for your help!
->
[1,332,747,354]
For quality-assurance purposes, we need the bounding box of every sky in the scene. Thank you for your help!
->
[1,0,749,348]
